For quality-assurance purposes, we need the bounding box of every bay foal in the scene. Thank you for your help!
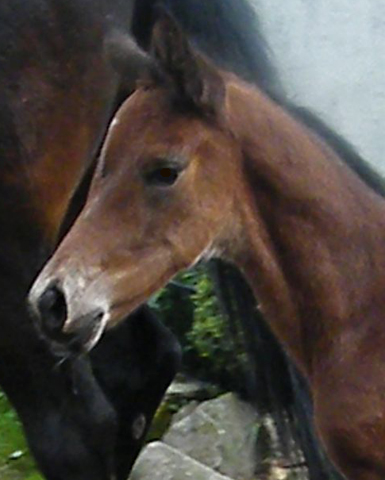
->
[31,16,385,479]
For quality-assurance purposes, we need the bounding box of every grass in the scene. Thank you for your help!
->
[0,391,42,480]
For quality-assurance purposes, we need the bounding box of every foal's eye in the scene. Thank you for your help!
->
[143,164,181,187]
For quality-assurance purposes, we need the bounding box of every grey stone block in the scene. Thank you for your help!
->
[163,393,259,480]
[129,442,233,480]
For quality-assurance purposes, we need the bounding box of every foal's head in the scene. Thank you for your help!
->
[29,15,245,351]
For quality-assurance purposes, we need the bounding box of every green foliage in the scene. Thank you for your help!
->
[145,396,187,443]
[188,269,247,386]
[151,267,247,388]
[0,392,43,480]
[186,271,233,368]
[149,270,196,346]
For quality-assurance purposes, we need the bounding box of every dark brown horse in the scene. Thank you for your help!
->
[31,15,385,480]
[0,1,280,479]
[0,2,182,479]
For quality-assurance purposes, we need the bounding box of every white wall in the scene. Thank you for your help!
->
[252,0,385,174]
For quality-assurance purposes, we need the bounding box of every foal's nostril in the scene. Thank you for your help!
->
[37,285,68,334]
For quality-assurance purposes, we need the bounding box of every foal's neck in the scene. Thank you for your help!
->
[225,78,385,375]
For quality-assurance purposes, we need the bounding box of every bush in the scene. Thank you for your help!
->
[150,267,248,390]
[0,391,43,480]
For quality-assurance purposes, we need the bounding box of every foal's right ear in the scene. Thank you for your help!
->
[150,11,225,116]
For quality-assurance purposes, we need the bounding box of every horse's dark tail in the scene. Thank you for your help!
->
[132,0,342,477]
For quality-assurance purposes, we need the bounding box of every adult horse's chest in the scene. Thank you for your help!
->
[0,0,136,244]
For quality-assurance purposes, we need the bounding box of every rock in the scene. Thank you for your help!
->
[165,409,223,469]
[163,393,259,480]
[165,375,220,402]
[171,401,199,425]
[129,442,233,480]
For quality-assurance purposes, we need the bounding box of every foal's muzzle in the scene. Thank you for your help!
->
[30,284,106,354]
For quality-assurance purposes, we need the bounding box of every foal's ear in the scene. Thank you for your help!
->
[151,12,225,116]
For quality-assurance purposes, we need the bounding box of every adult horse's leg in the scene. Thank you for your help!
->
[91,306,181,480]
[0,320,117,479]
[0,299,180,480]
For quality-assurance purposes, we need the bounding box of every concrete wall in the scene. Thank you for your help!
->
[252,0,385,174]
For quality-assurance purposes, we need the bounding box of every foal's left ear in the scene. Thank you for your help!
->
[151,12,225,116]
